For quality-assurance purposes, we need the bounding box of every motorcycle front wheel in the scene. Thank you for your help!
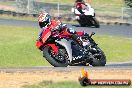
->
[91,17,100,28]
[43,46,68,67]
[90,46,106,66]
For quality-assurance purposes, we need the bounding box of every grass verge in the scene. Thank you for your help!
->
[23,80,131,88]
[93,35,132,62]
[0,15,37,21]
[39,0,124,6]
[0,25,50,67]
[0,25,132,67]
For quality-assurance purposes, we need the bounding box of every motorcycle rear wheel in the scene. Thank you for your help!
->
[43,46,68,67]
[77,19,87,27]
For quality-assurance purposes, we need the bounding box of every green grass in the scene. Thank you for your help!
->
[0,25,132,67]
[0,25,50,67]
[39,0,125,12]
[0,1,14,6]
[93,35,132,62]
[91,0,124,17]
[23,80,132,88]
[39,0,124,6]
[92,0,124,7]
[0,0,124,5]
[39,0,75,4]
[0,15,37,21]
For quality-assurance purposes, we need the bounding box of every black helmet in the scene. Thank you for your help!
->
[38,12,51,28]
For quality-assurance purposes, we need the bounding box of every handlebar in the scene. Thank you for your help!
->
[90,32,95,37]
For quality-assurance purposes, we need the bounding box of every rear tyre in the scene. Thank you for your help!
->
[43,46,68,67]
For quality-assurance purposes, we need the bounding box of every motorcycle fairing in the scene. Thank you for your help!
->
[76,31,84,36]
[41,28,51,44]
[36,39,43,49]
[36,20,62,50]
[36,28,51,50]
[55,39,73,62]
[47,44,59,54]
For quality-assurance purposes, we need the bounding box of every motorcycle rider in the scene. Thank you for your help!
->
[37,11,87,48]
[38,11,77,40]
[75,0,91,5]
[75,0,92,14]
[38,11,51,38]
[75,0,85,14]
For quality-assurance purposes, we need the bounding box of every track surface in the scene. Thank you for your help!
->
[0,18,132,68]
[0,65,132,73]
[0,18,132,37]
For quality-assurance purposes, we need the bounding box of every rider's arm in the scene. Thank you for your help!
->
[53,22,67,32]
[59,23,67,30]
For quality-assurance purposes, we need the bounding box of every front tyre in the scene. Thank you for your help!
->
[92,17,100,28]
[90,47,106,66]
[43,46,68,67]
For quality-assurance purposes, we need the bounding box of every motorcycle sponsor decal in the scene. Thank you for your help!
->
[42,30,51,43]
[73,56,82,60]
[90,79,131,85]
[79,68,131,86]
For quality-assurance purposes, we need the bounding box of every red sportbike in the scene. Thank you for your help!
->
[36,20,106,67]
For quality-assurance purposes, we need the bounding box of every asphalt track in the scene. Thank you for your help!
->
[0,18,132,37]
[0,18,132,69]
[0,65,132,73]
